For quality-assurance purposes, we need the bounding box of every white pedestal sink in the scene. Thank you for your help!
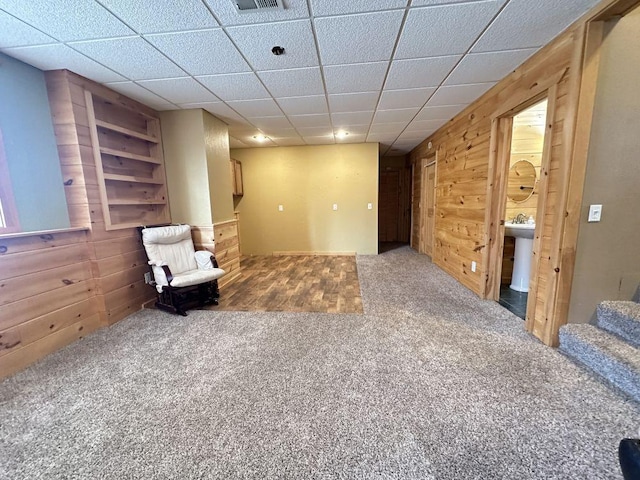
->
[505,223,535,292]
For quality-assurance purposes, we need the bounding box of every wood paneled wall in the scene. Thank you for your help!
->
[408,0,622,345]
[0,70,164,379]
[192,219,241,289]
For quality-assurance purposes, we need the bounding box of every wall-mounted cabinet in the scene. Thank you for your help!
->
[85,91,170,230]
[230,158,243,196]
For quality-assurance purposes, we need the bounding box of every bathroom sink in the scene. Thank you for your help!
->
[505,222,535,239]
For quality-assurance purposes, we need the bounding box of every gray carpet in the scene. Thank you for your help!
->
[1,247,639,479]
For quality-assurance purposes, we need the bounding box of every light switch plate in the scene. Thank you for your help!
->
[588,204,602,222]
[367,203,373,210]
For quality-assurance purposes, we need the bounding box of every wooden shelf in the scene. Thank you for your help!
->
[95,119,159,143]
[103,173,163,184]
[108,199,166,206]
[100,147,161,165]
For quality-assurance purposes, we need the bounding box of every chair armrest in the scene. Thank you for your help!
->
[210,254,220,268]
[160,265,174,284]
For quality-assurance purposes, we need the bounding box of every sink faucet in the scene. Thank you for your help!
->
[513,213,527,224]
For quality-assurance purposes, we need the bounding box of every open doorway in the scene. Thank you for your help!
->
[379,156,411,253]
[496,100,548,319]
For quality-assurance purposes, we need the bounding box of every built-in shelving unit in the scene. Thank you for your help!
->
[85,91,170,230]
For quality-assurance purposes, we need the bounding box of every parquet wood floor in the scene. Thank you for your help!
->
[209,255,363,314]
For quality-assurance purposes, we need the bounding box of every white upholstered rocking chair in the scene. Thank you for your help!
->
[141,224,226,316]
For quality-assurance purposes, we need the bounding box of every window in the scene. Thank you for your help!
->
[0,128,20,233]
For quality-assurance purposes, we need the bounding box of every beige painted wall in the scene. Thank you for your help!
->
[231,143,379,255]
[203,111,235,223]
[160,109,235,226]
[568,8,640,323]
[160,109,210,225]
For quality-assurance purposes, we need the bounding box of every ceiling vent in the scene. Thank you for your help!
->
[233,0,284,13]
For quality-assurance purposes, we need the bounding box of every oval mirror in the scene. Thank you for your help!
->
[507,160,536,203]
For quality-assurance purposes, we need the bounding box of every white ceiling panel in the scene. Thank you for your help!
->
[288,113,332,128]
[69,37,186,80]
[373,108,419,124]
[414,104,467,121]
[367,132,399,143]
[3,43,125,83]
[323,61,388,94]
[99,0,218,34]
[146,30,250,76]
[137,77,219,104]
[473,0,600,52]
[0,0,134,42]
[227,98,283,117]
[445,48,537,85]
[105,81,176,110]
[310,0,408,16]
[204,0,310,26]
[302,136,335,145]
[276,95,328,115]
[248,116,293,129]
[296,126,334,136]
[336,133,367,143]
[397,131,431,141]
[229,136,248,148]
[368,122,407,135]
[271,137,306,146]
[395,2,504,59]
[411,0,498,4]
[0,11,56,48]
[196,72,270,101]
[180,102,250,125]
[331,124,369,135]
[385,55,461,90]
[427,83,495,106]
[314,10,404,65]
[378,88,436,110]
[258,128,298,138]
[328,92,379,113]
[258,67,324,97]
[226,20,318,71]
[331,111,374,126]
[404,119,447,132]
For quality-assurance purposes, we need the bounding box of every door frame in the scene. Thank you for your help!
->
[418,153,437,256]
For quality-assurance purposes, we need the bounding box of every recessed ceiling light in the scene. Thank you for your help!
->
[253,134,268,142]
[335,131,349,139]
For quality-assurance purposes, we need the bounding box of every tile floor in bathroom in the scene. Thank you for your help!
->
[499,285,528,320]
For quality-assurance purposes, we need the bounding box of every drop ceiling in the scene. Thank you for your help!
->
[0,0,599,155]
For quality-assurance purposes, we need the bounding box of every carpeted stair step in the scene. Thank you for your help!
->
[597,301,640,348]
[559,323,640,403]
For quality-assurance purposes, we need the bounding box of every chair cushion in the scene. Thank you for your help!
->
[142,225,197,275]
[169,268,226,289]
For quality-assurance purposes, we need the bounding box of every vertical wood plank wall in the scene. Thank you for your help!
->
[0,70,161,378]
[409,26,583,344]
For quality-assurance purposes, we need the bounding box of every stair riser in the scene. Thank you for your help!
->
[597,304,640,348]
[559,333,640,403]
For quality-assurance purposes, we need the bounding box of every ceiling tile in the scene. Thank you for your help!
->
[395,2,504,59]
[473,0,600,53]
[99,0,218,34]
[328,92,379,113]
[332,125,370,135]
[3,43,125,83]
[227,98,283,117]
[411,0,496,4]
[427,82,495,106]
[368,122,407,135]
[397,131,429,141]
[104,81,176,110]
[314,10,404,65]
[226,20,318,71]
[445,48,537,85]
[323,61,388,94]
[272,137,306,146]
[378,88,436,110]
[404,119,446,132]
[385,55,461,90]
[204,0,310,26]
[296,126,334,136]
[310,0,407,16]
[288,114,332,128]
[0,0,134,41]
[69,37,186,80]
[137,77,219,104]
[336,133,367,143]
[229,136,248,148]
[367,132,399,143]
[373,108,419,124]
[302,136,335,145]
[248,116,293,129]
[179,102,250,125]
[276,95,328,115]
[414,104,466,121]
[0,11,56,48]
[196,72,269,101]
[257,67,324,97]
[257,126,298,137]
[145,30,250,76]
[331,111,374,126]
